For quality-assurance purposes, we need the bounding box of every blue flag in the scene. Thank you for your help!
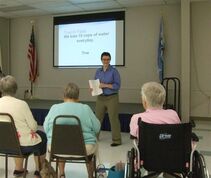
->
[157,17,165,82]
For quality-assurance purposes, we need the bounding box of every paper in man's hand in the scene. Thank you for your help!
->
[89,79,103,96]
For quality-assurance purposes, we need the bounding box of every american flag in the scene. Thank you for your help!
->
[27,26,38,83]
[157,17,165,82]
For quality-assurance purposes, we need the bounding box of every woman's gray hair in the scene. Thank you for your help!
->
[141,81,166,108]
[64,82,79,99]
[0,75,18,96]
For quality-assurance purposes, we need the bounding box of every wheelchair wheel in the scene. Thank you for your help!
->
[126,148,135,178]
[125,151,131,178]
[198,153,209,178]
[192,151,209,178]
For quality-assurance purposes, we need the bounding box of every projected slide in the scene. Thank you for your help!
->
[53,11,125,67]
[55,21,115,66]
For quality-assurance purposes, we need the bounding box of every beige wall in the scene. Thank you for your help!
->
[8,2,211,117]
[190,2,211,117]
[0,17,10,74]
[10,4,181,103]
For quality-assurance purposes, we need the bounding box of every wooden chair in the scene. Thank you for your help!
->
[0,113,30,178]
[49,115,97,178]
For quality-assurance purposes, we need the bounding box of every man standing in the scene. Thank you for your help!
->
[95,52,122,146]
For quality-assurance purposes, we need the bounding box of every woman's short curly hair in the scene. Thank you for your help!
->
[141,81,166,108]
[64,82,79,99]
[0,75,17,96]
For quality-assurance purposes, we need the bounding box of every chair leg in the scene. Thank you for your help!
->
[38,156,41,171]
[23,156,28,178]
[86,162,91,178]
[56,160,59,178]
[94,155,97,178]
[5,154,8,178]
[86,157,96,178]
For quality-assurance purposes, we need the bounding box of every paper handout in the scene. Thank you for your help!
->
[89,79,103,96]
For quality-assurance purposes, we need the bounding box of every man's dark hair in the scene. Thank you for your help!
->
[101,52,111,60]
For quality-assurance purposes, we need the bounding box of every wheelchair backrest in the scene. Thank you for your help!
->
[139,121,192,173]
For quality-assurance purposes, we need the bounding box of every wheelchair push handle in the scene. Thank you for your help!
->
[191,132,199,142]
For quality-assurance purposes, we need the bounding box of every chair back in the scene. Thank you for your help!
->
[162,77,181,117]
[50,115,87,159]
[0,113,22,155]
[139,121,192,173]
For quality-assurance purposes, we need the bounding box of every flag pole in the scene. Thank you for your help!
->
[30,81,33,97]
[30,20,33,99]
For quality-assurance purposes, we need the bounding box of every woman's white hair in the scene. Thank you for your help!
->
[0,75,17,96]
[141,81,166,108]
[64,82,79,99]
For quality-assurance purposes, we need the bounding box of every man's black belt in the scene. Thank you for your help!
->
[101,93,117,96]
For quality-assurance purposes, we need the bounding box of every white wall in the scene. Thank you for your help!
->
[9,2,211,118]
[0,17,9,74]
[190,2,211,117]
[10,4,181,104]
[6,2,211,117]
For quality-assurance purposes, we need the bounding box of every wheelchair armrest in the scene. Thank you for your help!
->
[190,119,196,128]
[191,132,199,142]
[130,135,137,140]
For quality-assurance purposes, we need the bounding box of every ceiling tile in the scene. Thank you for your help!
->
[5,9,49,18]
[16,0,66,3]
[29,1,72,9]
[164,0,180,4]
[0,5,35,12]
[117,0,165,7]
[77,1,123,11]
[0,0,22,7]
[28,1,82,14]
[0,0,205,18]
[69,0,110,4]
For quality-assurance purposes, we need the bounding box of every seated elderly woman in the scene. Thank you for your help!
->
[130,81,181,138]
[0,75,47,178]
[130,81,181,178]
[44,82,101,178]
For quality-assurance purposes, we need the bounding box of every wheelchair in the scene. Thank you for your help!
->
[125,121,209,178]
